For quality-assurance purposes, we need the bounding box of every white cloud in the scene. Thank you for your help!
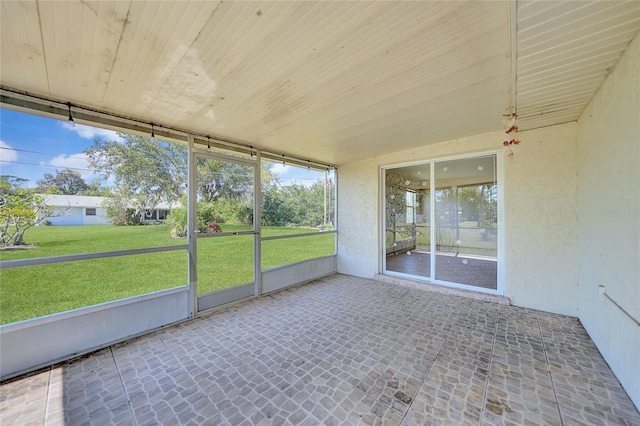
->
[270,163,287,176]
[0,140,18,163]
[59,121,122,141]
[268,163,325,188]
[42,153,94,179]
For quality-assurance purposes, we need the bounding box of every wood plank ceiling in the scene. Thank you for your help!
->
[1,1,639,165]
[516,0,640,131]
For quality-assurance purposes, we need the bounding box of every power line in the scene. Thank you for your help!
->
[0,146,60,156]
[0,160,97,174]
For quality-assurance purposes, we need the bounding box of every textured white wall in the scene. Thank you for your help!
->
[46,207,110,226]
[576,34,640,408]
[47,207,84,226]
[505,124,579,315]
[83,207,111,225]
[337,159,380,277]
[337,123,579,316]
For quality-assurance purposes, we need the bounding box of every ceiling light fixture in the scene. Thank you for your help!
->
[207,136,211,150]
[151,123,155,139]
[282,154,285,166]
[249,146,253,157]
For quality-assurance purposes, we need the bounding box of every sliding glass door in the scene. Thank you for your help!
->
[383,153,501,293]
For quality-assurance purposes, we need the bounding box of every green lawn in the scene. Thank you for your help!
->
[0,225,334,325]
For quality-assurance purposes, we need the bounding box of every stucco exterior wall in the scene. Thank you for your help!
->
[505,124,579,315]
[576,34,640,408]
[46,207,110,226]
[83,207,110,225]
[46,207,84,226]
[338,123,579,316]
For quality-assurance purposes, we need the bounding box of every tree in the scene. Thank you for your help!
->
[85,134,188,224]
[102,191,140,226]
[86,135,262,225]
[35,169,89,195]
[0,176,53,247]
[280,183,324,227]
[84,181,109,196]
[197,158,254,202]
[261,185,294,226]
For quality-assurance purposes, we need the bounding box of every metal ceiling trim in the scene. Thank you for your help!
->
[509,0,518,114]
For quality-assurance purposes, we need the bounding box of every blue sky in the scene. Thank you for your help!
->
[0,108,325,187]
[0,108,118,185]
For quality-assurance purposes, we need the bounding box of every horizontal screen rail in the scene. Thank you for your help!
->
[0,244,188,270]
[261,230,336,241]
[195,230,258,238]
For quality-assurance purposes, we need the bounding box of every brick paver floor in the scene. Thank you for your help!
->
[1,274,638,425]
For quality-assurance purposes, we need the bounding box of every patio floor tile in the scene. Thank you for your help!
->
[1,274,638,425]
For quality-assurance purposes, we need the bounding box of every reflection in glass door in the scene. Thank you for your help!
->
[384,154,500,293]
[385,165,431,278]
[195,154,257,311]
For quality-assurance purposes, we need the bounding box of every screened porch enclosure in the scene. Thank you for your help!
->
[1,0,639,414]
[0,125,338,380]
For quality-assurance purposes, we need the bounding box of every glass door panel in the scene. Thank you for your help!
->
[434,155,497,289]
[195,155,256,311]
[384,165,431,278]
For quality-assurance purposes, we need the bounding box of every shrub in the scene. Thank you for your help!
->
[167,206,187,238]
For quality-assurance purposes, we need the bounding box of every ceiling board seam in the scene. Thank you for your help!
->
[105,2,164,108]
[509,0,517,114]
[248,41,510,137]
[518,120,578,132]
[572,27,640,124]
[221,2,499,124]
[101,4,132,104]
[518,75,606,97]
[518,99,593,117]
[235,27,509,135]
[34,0,51,95]
[138,1,214,118]
[215,2,386,121]
[198,3,324,93]
[518,21,640,59]
[517,1,618,35]
[518,52,624,80]
[281,76,507,142]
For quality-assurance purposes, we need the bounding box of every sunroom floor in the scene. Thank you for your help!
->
[1,274,638,425]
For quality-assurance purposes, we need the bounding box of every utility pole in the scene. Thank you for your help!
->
[323,171,328,226]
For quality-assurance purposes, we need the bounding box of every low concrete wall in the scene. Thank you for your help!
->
[0,288,189,380]
[262,255,336,294]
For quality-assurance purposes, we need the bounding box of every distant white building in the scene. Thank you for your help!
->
[40,195,175,226]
